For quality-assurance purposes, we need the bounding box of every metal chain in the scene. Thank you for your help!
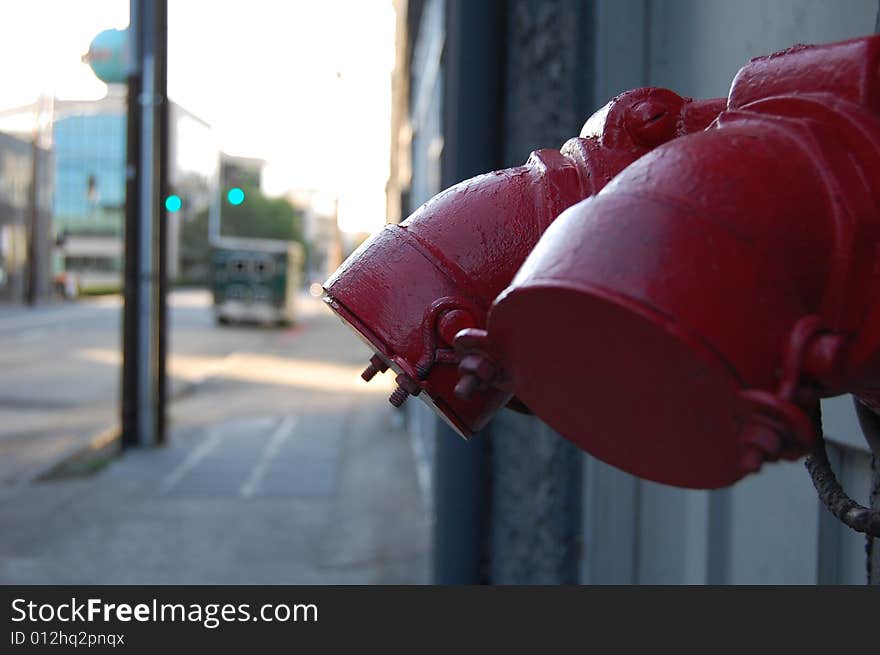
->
[804,402,880,538]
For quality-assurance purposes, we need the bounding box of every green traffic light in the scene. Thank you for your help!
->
[165,194,182,212]
[227,187,245,205]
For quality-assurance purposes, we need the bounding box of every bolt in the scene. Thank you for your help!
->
[437,309,475,347]
[389,373,421,407]
[459,353,497,385]
[361,363,380,382]
[740,446,764,474]
[389,385,410,407]
[745,425,783,461]
[394,373,421,396]
[740,420,785,472]
[453,328,490,354]
[625,97,675,146]
[802,333,844,388]
[361,354,388,382]
[455,374,481,400]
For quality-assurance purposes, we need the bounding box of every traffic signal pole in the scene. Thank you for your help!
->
[122,0,168,447]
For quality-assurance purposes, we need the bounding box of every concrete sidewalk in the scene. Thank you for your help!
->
[0,292,247,486]
[0,296,431,584]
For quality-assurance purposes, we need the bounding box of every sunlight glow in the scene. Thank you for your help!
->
[77,348,395,395]
[0,0,394,234]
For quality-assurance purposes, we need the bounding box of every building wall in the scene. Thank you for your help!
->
[0,131,52,302]
[580,0,879,585]
[54,113,126,237]
[0,132,34,301]
[404,0,446,577]
[408,0,593,584]
[169,104,218,280]
[51,97,217,286]
[401,0,880,585]
[488,0,594,585]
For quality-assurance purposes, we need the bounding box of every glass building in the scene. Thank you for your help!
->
[1,92,218,292]
[53,105,127,282]
[54,112,126,237]
[0,130,52,302]
[46,94,217,288]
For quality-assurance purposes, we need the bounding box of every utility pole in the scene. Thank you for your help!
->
[26,117,40,306]
[429,0,590,585]
[26,95,51,306]
[432,0,502,584]
[122,0,168,447]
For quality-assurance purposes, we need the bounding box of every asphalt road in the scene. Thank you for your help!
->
[0,295,124,485]
[0,290,338,483]
[0,291,431,583]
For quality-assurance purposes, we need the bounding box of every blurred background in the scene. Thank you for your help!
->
[0,0,878,584]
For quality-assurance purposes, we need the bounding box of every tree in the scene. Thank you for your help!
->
[218,183,305,242]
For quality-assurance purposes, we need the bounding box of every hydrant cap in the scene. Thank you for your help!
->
[489,280,749,489]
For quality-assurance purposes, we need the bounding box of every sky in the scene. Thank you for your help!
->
[0,0,395,233]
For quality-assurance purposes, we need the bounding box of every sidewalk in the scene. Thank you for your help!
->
[0,296,431,584]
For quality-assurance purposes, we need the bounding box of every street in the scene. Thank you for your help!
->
[0,291,431,583]
[0,295,125,485]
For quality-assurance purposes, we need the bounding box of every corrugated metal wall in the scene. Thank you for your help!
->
[580,0,879,584]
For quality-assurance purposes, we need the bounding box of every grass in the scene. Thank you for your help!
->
[77,279,210,297]
[37,426,122,482]
[78,284,122,297]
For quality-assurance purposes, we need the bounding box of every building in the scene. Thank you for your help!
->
[1,92,219,290]
[168,103,221,280]
[577,0,878,586]
[285,187,346,286]
[394,0,880,584]
[220,154,264,191]
[51,93,126,289]
[0,130,52,303]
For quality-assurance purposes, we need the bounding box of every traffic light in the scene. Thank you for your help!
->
[164,194,182,212]
[227,187,245,206]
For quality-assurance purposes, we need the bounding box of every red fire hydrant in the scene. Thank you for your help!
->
[456,35,880,490]
[324,89,724,436]
[326,34,880,501]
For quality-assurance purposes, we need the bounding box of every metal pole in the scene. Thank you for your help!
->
[208,167,221,245]
[26,129,39,306]
[432,0,502,584]
[136,2,157,445]
[26,94,49,306]
[486,0,593,585]
[122,0,142,446]
[122,0,167,447]
[155,0,169,445]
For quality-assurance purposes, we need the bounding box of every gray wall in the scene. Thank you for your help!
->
[487,0,595,585]
[581,0,878,585]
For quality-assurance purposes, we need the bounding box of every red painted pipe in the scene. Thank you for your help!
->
[324,89,725,437]
[464,35,880,487]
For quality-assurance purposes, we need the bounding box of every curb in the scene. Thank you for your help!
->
[36,424,122,482]
[34,377,203,482]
